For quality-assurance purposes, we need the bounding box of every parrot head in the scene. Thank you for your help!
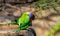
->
[25,12,35,20]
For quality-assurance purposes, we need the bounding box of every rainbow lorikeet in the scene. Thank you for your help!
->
[9,12,35,32]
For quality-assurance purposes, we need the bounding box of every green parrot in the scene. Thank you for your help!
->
[9,12,34,32]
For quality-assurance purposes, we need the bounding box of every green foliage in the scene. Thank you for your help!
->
[32,0,60,10]
[47,22,60,36]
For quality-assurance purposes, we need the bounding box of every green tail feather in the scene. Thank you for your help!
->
[8,22,17,25]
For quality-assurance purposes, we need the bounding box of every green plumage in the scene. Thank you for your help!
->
[8,12,32,32]
[16,12,32,32]
[17,12,32,32]
[17,12,30,26]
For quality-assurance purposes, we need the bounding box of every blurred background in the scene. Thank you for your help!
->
[0,0,60,36]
